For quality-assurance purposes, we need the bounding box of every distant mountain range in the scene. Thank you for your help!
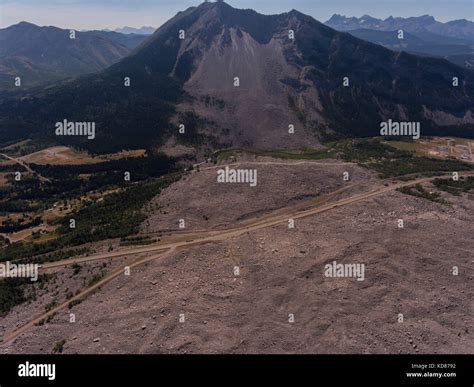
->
[0,3,472,154]
[325,14,474,40]
[346,29,474,68]
[0,22,148,89]
[109,26,156,35]
[325,14,474,68]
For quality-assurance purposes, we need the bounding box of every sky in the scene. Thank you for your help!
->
[0,0,472,30]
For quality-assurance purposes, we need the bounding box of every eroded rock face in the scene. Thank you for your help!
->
[1,2,473,154]
[163,2,474,146]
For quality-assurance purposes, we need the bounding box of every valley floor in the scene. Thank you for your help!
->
[1,156,473,354]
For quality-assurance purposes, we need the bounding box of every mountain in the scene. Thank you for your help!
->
[0,2,472,154]
[325,14,474,41]
[85,30,148,49]
[325,15,474,68]
[0,22,148,89]
[113,26,156,35]
[347,29,474,68]
[348,28,425,46]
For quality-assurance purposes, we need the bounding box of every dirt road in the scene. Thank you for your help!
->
[40,171,469,271]
[0,152,50,182]
[1,171,471,345]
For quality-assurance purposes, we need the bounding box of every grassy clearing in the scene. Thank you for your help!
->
[253,148,337,160]
[213,147,336,162]
[385,137,474,162]
[333,138,473,178]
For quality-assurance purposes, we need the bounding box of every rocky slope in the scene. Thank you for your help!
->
[0,2,472,153]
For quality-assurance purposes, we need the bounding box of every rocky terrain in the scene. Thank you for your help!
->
[0,2,473,153]
[2,158,473,354]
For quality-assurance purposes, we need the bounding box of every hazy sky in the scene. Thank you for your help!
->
[0,0,472,30]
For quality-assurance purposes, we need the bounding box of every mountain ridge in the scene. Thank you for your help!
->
[112,26,156,35]
[0,22,147,90]
[0,2,472,154]
[325,14,474,40]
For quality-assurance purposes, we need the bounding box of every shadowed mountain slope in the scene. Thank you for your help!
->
[0,2,472,153]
